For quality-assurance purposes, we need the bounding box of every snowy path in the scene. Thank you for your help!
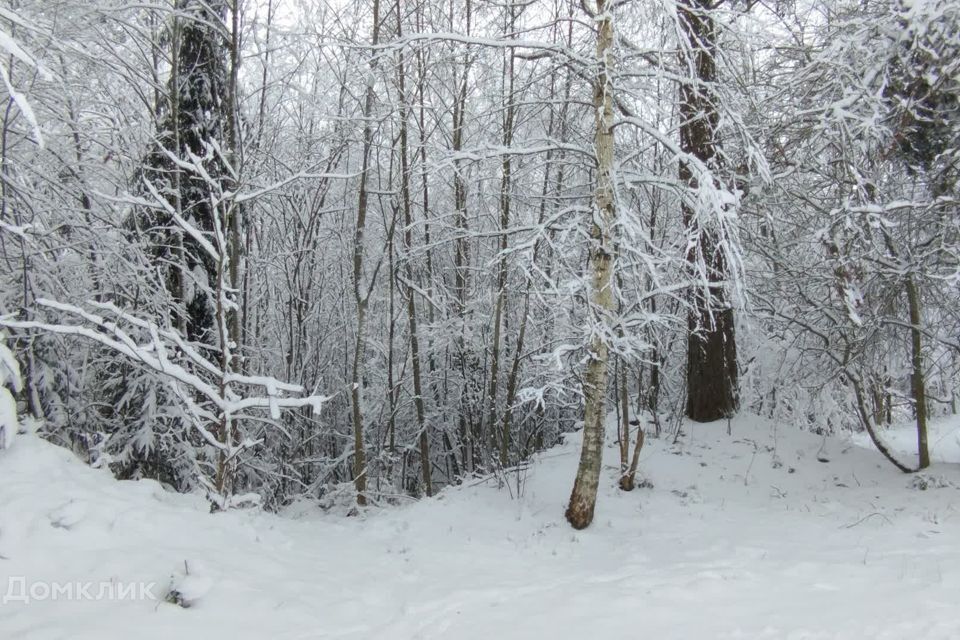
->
[1,415,959,639]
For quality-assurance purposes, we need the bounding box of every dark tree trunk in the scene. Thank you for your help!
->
[905,274,930,469]
[678,0,738,423]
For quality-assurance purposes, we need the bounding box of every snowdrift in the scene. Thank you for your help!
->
[1,415,959,639]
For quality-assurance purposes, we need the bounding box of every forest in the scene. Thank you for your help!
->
[1,0,958,522]
[1,0,959,636]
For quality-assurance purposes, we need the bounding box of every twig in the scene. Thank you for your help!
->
[843,512,893,529]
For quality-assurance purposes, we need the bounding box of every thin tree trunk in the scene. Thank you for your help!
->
[415,4,456,480]
[450,0,474,473]
[396,1,433,496]
[482,2,517,468]
[566,0,616,530]
[851,374,916,473]
[499,7,571,470]
[905,274,930,469]
[618,357,645,490]
[387,211,398,459]
[349,0,382,506]
[169,15,186,335]
[877,229,929,472]
[617,358,629,472]
[225,0,243,355]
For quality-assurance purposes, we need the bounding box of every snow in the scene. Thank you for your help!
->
[0,339,20,450]
[1,414,960,639]
[0,388,16,450]
[852,419,960,466]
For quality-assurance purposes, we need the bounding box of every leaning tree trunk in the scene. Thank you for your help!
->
[566,0,616,530]
[678,0,738,423]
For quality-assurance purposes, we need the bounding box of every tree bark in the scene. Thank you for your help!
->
[349,0,382,506]
[905,274,930,469]
[450,0,474,474]
[396,0,433,496]
[482,1,518,469]
[566,0,615,530]
[678,0,739,423]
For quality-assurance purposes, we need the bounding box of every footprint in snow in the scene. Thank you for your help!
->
[48,500,87,530]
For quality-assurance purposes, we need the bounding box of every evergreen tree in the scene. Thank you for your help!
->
[136,0,232,349]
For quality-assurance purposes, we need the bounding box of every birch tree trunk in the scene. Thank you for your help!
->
[566,0,616,530]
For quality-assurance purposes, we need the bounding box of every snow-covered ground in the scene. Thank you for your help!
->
[2,414,959,639]
[851,416,960,466]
